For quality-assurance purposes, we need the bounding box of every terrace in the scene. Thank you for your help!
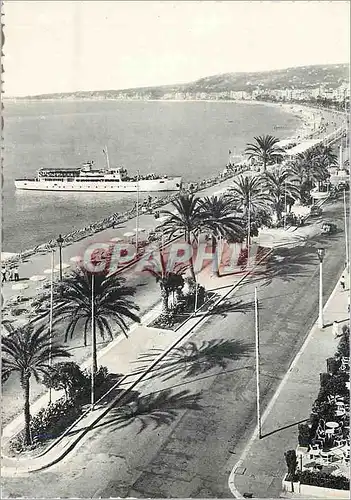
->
[286,324,350,493]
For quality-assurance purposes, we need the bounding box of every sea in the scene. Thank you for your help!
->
[2,99,302,253]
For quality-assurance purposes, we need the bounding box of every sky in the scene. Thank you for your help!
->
[3,0,350,96]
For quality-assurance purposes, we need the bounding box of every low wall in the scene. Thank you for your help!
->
[299,483,350,499]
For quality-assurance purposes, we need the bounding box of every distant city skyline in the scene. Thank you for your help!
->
[3,0,350,97]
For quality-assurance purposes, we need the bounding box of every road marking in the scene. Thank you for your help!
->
[228,270,343,498]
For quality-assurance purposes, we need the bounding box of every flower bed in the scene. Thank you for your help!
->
[7,366,123,456]
[149,289,217,330]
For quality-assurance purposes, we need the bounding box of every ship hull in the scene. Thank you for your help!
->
[15,177,182,192]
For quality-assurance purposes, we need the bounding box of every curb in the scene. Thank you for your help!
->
[228,267,346,498]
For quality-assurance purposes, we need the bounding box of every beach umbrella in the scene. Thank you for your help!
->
[70,256,82,263]
[54,263,71,270]
[29,275,47,282]
[12,283,29,291]
[44,268,59,274]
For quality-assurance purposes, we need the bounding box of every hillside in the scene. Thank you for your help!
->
[18,63,349,100]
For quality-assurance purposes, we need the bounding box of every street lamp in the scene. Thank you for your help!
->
[56,234,64,281]
[317,248,325,329]
[343,189,349,270]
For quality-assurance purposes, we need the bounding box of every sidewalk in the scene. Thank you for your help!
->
[229,270,350,499]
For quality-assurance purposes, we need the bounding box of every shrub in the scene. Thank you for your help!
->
[336,325,350,358]
[326,357,341,375]
[153,312,176,329]
[319,372,330,387]
[30,397,82,442]
[95,366,109,387]
[298,470,350,490]
[298,423,311,447]
[319,372,349,400]
[284,449,297,480]
[43,362,87,400]
[312,399,337,422]
[9,397,82,452]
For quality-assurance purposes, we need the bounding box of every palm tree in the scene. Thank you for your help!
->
[230,175,268,215]
[144,254,186,315]
[313,144,338,168]
[262,168,300,222]
[291,147,330,203]
[245,135,284,171]
[1,324,71,445]
[159,193,201,280]
[52,270,140,374]
[197,195,244,273]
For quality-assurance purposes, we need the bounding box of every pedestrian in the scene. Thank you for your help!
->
[13,266,19,281]
[340,275,345,291]
[1,266,7,283]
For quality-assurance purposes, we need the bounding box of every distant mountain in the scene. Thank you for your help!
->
[17,63,350,100]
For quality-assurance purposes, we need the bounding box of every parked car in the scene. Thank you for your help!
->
[321,222,337,235]
[310,205,323,217]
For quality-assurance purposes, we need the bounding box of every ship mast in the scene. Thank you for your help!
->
[103,146,110,170]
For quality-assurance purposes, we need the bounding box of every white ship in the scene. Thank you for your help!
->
[15,161,182,193]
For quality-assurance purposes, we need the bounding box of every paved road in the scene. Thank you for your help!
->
[1,197,348,498]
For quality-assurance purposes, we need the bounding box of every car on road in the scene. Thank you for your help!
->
[310,205,323,217]
[321,222,337,235]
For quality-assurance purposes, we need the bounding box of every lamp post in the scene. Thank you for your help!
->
[284,180,287,230]
[135,170,140,254]
[254,287,262,439]
[247,192,251,268]
[317,248,325,329]
[91,273,95,411]
[49,249,55,404]
[343,189,349,270]
[56,234,64,281]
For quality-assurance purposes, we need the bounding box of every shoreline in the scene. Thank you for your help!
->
[1,102,344,263]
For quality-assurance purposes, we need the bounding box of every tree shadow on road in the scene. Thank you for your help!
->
[252,244,318,288]
[206,298,255,318]
[132,338,253,382]
[94,388,203,434]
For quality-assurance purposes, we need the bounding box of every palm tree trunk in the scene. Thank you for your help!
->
[160,286,169,315]
[211,235,219,276]
[187,233,196,281]
[22,374,31,445]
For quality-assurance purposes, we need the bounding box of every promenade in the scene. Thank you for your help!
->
[1,175,235,306]
[1,206,327,475]
[229,269,350,499]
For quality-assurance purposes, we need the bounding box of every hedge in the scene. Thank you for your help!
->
[298,470,350,490]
